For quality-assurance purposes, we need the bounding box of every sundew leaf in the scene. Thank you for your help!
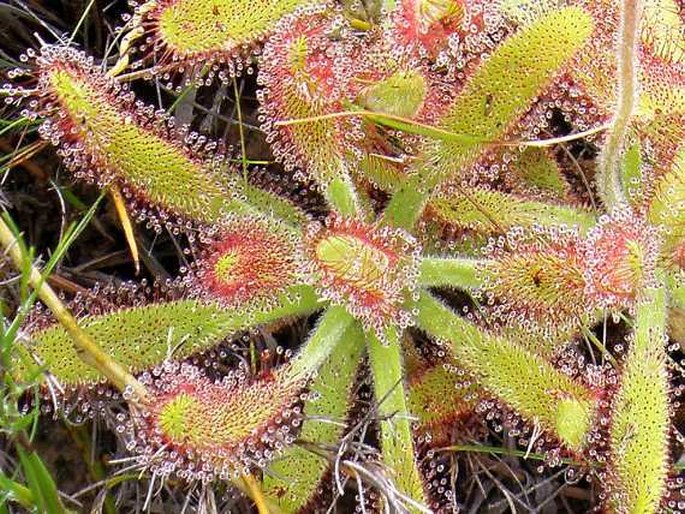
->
[15,285,321,386]
[608,284,670,513]
[572,0,685,115]
[356,152,407,192]
[129,360,306,482]
[434,4,591,150]
[414,291,596,450]
[359,70,428,119]
[508,147,569,195]
[257,10,367,212]
[263,309,365,511]
[648,146,685,254]
[384,6,594,229]
[428,187,596,235]
[16,46,272,228]
[141,0,318,65]
[242,182,310,227]
[408,361,479,440]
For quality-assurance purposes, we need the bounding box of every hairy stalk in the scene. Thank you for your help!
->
[418,257,489,289]
[325,176,362,218]
[597,0,642,208]
[367,328,427,511]
[286,306,357,381]
[0,216,148,402]
[263,317,365,511]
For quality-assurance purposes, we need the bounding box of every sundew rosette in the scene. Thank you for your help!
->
[4,45,236,228]
[303,214,421,338]
[126,361,306,482]
[187,216,304,308]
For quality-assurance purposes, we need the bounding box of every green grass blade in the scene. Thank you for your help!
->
[17,446,66,514]
[0,470,35,509]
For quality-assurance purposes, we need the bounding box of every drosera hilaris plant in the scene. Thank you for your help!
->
[0,0,684,512]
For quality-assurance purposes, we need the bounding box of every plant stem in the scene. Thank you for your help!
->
[366,328,427,512]
[382,177,428,231]
[0,217,149,402]
[418,257,490,289]
[598,0,642,209]
[669,275,685,309]
[263,319,365,512]
[285,306,357,380]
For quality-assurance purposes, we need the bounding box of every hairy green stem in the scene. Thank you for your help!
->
[669,276,685,309]
[367,328,427,511]
[418,257,490,289]
[264,318,365,511]
[383,179,428,231]
[0,217,149,402]
[598,0,642,208]
[324,176,362,217]
[286,306,357,380]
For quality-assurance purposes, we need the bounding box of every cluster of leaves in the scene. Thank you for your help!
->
[1,0,684,512]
